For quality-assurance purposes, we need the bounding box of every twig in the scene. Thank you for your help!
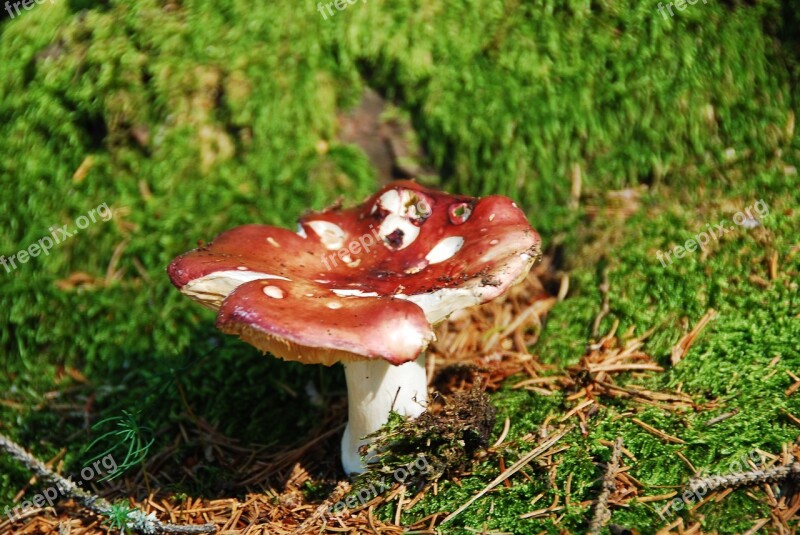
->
[686,462,800,496]
[591,269,610,337]
[588,437,623,535]
[704,409,739,427]
[441,426,573,525]
[0,432,216,534]
[569,163,582,210]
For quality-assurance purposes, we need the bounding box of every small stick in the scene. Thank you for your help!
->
[588,438,623,535]
[686,462,800,496]
[0,432,215,534]
[591,269,610,337]
[704,409,739,427]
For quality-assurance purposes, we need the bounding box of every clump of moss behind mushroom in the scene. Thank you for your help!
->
[358,385,497,488]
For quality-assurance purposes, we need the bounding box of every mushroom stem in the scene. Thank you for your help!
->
[341,354,428,475]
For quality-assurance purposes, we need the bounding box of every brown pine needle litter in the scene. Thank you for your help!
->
[429,267,558,394]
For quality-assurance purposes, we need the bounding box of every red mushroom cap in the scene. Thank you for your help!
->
[168,181,541,366]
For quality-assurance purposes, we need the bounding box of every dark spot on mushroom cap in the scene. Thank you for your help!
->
[371,205,389,223]
[480,275,501,287]
[385,228,405,248]
[372,270,398,279]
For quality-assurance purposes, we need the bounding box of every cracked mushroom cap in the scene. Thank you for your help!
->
[168,181,541,366]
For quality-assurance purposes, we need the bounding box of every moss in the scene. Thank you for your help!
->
[361,386,497,490]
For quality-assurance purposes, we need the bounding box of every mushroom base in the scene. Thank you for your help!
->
[341,354,428,475]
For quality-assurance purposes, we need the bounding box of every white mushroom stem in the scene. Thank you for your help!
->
[340,354,428,475]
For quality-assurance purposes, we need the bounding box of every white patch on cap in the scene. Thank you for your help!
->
[262,285,284,299]
[396,229,540,325]
[489,213,496,222]
[373,188,432,251]
[305,221,346,251]
[490,239,499,245]
[404,262,427,274]
[267,237,280,247]
[237,266,248,271]
[377,189,402,213]
[332,289,380,297]
[376,187,432,219]
[425,236,464,265]
[403,192,431,219]
[397,287,486,325]
[181,270,290,308]
[327,302,343,309]
[379,214,420,250]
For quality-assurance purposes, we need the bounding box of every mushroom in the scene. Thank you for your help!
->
[167,181,541,474]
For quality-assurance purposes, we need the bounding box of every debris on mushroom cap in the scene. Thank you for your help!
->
[167,180,541,366]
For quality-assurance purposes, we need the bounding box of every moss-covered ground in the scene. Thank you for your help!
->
[1,0,798,533]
